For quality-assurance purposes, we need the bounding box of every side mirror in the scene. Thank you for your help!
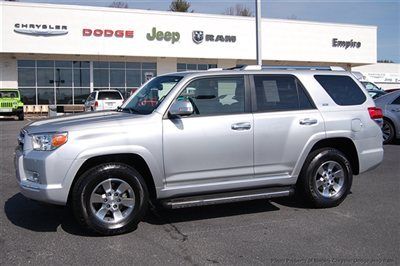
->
[169,99,194,117]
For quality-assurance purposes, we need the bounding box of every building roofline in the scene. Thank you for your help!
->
[0,1,377,29]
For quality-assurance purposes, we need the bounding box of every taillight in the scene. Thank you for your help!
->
[368,107,383,120]
[94,101,99,108]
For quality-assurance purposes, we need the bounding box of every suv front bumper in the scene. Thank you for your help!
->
[14,147,72,205]
[0,107,23,116]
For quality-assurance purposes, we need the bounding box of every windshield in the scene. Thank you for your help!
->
[98,91,123,100]
[0,91,19,98]
[120,75,183,114]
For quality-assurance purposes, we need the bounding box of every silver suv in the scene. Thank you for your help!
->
[15,67,384,235]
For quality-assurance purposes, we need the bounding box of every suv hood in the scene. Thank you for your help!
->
[24,111,145,134]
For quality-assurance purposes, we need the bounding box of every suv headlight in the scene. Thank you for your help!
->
[32,132,68,151]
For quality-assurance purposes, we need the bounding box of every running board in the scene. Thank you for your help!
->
[161,186,294,209]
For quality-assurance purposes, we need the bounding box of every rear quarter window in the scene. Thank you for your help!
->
[314,75,366,106]
[98,91,122,100]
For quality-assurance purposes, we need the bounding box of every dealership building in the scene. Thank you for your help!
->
[0,2,378,106]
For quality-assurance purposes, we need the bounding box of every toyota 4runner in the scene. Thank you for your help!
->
[15,66,384,235]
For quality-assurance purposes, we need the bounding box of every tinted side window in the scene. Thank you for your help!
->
[315,75,366,106]
[253,75,314,112]
[179,76,245,116]
[98,91,122,100]
[392,96,400,105]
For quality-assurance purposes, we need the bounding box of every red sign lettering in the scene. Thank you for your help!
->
[82,28,134,38]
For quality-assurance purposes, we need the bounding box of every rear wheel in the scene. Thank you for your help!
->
[72,163,148,235]
[382,119,395,144]
[297,148,352,208]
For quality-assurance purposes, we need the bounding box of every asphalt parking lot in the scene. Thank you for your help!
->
[0,118,399,265]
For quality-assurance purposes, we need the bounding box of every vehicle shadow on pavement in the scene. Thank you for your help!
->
[5,193,281,236]
[4,193,97,237]
[144,199,280,225]
[0,117,17,121]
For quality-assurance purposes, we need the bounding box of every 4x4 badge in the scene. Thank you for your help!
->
[192,30,204,44]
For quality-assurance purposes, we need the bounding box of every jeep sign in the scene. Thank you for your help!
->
[146,27,180,44]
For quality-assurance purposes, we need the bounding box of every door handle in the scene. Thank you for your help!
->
[231,122,251,130]
[299,118,318,125]
[391,108,400,112]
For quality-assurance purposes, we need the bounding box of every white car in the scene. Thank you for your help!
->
[84,90,124,111]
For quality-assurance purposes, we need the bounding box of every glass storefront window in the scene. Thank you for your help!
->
[74,69,90,87]
[110,69,125,87]
[37,60,54,68]
[18,60,156,105]
[126,69,141,87]
[93,69,109,87]
[37,68,54,87]
[56,87,73,104]
[73,61,90,68]
[55,61,72,68]
[56,68,73,87]
[126,62,141,69]
[18,68,35,86]
[74,87,90,104]
[110,62,125,68]
[93,61,109,68]
[18,60,35,68]
[142,62,157,70]
[19,88,36,105]
[37,87,55,104]
[177,63,217,71]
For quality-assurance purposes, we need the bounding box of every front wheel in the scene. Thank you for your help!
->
[18,112,24,121]
[297,148,352,208]
[72,163,149,235]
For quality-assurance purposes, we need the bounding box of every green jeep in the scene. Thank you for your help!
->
[0,89,24,120]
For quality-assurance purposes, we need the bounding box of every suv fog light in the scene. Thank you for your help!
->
[26,171,40,183]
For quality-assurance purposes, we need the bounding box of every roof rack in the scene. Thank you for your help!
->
[227,65,345,71]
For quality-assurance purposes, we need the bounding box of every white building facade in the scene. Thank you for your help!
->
[352,63,400,90]
[0,2,378,105]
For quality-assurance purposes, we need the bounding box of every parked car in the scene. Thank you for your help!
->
[374,90,400,144]
[384,88,400,93]
[361,81,383,91]
[367,89,387,99]
[84,90,124,111]
[0,88,24,120]
[15,66,384,235]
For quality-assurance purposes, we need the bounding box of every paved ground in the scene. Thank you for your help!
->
[0,118,399,265]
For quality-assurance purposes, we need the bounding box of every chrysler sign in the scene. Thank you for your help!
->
[14,23,68,36]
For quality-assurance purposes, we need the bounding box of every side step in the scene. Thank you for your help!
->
[161,186,294,209]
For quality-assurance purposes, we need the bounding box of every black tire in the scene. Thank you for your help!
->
[297,148,353,208]
[71,163,149,235]
[18,113,24,121]
[382,119,395,144]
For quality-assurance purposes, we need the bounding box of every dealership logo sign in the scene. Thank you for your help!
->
[332,38,361,49]
[192,30,236,44]
[146,27,180,44]
[14,23,68,36]
[82,28,134,38]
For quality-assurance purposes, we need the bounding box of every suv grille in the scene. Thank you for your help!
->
[1,102,13,108]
